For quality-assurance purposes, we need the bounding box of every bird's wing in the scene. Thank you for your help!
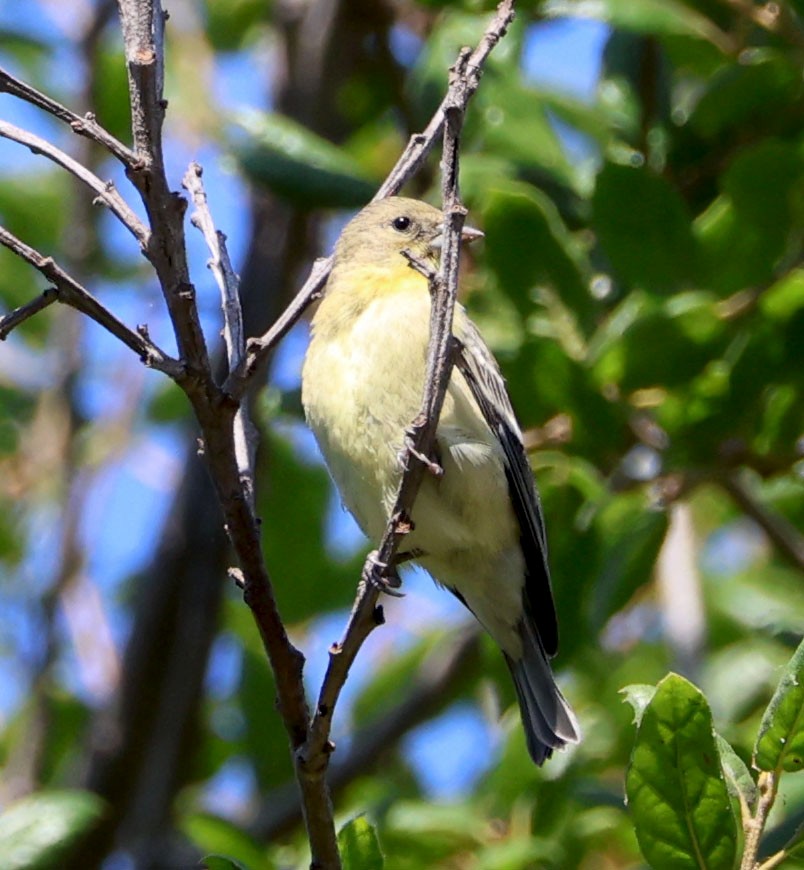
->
[454,321,559,657]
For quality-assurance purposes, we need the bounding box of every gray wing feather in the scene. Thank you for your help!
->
[454,322,559,656]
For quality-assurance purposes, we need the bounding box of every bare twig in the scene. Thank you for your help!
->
[0,65,138,167]
[183,161,256,507]
[225,0,517,400]
[0,225,181,377]
[300,3,513,774]
[0,287,58,339]
[0,120,149,247]
[117,0,211,378]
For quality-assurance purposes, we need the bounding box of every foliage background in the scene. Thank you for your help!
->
[0,0,802,867]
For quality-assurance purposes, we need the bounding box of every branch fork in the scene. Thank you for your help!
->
[0,1,516,867]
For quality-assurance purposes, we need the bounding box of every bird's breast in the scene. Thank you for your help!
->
[302,278,432,539]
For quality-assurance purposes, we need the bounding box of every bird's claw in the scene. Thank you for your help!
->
[363,551,406,598]
[399,436,443,478]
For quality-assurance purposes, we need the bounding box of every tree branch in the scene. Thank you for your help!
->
[0,287,58,339]
[0,225,181,377]
[0,120,149,247]
[183,162,257,507]
[719,472,804,574]
[0,64,139,168]
[251,626,481,841]
[117,0,212,380]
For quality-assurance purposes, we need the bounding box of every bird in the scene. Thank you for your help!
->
[301,196,580,764]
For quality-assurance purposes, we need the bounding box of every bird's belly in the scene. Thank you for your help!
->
[302,292,520,566]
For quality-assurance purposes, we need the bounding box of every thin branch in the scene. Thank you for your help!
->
[0,120,149,247]
[183,161,257,508]
[741,771,779,870]
[0,225,182,378]
[251,626,481,841]
[0,287,58,339]
[0,65,139,167]
[720,472,804,574]
[301,13,505,771]
[225,0,516,401]
[117,0,212,379]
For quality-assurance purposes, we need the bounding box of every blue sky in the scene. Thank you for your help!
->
[0,4,609,808]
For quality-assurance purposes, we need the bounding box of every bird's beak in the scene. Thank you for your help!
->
[430,224,484,251]
[461,225,484,244]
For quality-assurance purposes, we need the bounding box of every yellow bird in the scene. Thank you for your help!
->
[301,197,579,764]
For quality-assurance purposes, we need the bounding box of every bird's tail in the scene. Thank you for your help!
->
[505,618,580,766]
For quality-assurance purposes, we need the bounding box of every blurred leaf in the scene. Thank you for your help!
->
[590,503,668,631]
[695,140,803,296]
[238,648,292,790]
[182,813,272,870]
[483,182,594,330]
[626,673,738,870]
[338,816,384,870]
[258,430,364,623]
[234,111,377,208]
[203,0,268,51]
[754,637,804,773]
[473,75,575,189]
[201,856,251,870]
[621,683,657,726]
[543,0,729,47]
[715,734,756,812]
[592,161,699,293]
[761,270,804,323]
[690,50,801,140]
[0,790,105,870]
[90,42,132,143]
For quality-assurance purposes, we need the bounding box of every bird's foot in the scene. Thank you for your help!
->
[363,550,406,598]
[399,435,443,478]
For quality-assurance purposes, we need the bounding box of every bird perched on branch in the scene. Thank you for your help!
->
[301,197,579,765]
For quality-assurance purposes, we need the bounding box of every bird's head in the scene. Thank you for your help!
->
[332,197,483,272]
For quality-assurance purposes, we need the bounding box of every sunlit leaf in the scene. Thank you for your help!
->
[0,790,105,870]
[754,637,804,773]
[234,111,376,208]
[626,673,738,869]
[338,816,384,870]
[715,734,756,812]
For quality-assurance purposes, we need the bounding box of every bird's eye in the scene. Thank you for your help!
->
[392,215,412,232]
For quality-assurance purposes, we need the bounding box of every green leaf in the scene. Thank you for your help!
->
[483,182,593,330]
[338,816,384,870]
[690,51,801,140]
[233,111,376,208]
[626,673,738,870]
[592,161,698,294]
[238,648,293,790]
[543,0,728,47]
[754,637,804,773]
[694,140,803,296]
[201,856,251,870]
[591,505,668,630]
[0,790,105,870]
[204,0,268,52]
[715,734,756,812]
[257,430,365,623]
[760,270,804,322]
[182,813,272,870]
[621,684,657,726]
